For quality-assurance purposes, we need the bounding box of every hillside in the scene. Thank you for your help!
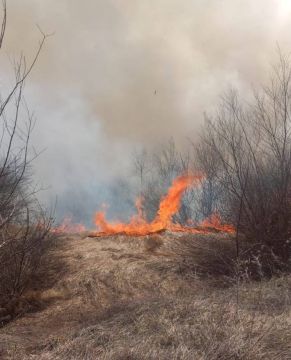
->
[0,233,290,359]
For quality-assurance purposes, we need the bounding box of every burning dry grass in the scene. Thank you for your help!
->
[0,233,290,359]
[92,174,235,237]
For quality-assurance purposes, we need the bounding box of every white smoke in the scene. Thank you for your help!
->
[1,0,291,223]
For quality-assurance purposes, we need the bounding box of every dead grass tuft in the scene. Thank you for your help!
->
[143,235,164,252]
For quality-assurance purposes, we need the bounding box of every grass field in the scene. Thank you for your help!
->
[0,232,290,359]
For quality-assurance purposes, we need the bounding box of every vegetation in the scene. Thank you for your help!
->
[195,54,291,274]
[0,234,289,359]
[0,2,290,359]
[0,1,52,322]
[132,54,291,276]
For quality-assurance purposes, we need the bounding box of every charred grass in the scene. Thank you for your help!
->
[0,233,290,359]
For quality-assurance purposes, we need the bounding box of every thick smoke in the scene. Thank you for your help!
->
[2,0,291,225]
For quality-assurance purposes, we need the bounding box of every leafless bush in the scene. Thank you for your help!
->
[195,52,291,273]
[0,1,52,319]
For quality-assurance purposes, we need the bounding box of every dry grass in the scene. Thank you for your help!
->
[143,234,164,252]
[0,234,61,323]
[0,233,290,359]
[36,297,291,360]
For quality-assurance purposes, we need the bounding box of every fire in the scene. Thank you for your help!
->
[93,174,235,236]
[199,212,235,234]
[51,174,235,237]
[52,217,86,234]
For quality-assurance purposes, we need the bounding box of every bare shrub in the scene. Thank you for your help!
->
[0,2,52,320]
[195,52,291,273]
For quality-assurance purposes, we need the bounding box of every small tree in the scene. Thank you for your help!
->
[196,53,291,273]
[0,1,52,310]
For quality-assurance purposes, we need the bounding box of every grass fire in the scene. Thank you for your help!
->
[0,2,291,360]
[93,174,235,236]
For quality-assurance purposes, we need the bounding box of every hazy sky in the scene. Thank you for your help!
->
[2,0,291,222]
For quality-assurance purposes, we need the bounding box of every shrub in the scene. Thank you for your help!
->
[0,2,52,321]
[195,52,291,272]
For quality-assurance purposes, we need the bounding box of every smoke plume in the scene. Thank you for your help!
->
[2,0,291,224]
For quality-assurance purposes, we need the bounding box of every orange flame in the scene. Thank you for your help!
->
[93,174,235,236]
[52,217,86,234]
[199,212,235,233]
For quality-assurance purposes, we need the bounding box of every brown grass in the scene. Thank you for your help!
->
[143,234,164,252]
[0,233,290,359]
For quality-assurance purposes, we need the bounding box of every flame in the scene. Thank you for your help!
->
[51,174,235,237]
[93,174,235,236]
[199,212,235,233]
[52,217,86,234]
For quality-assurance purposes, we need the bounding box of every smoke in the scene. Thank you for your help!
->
[1,0,291,224]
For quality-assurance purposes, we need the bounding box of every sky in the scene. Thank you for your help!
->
[1,0,291,223]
